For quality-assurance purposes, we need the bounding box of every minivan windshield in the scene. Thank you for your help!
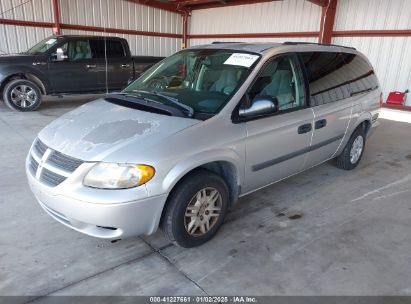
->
[26,37,60,54]
[123,49,261,115]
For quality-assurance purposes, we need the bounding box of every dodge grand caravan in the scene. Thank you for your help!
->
[26,42,381,247]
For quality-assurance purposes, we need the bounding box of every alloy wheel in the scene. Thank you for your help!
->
[10,85,38,108]
[184,187,222,236]
[350,135,364,164]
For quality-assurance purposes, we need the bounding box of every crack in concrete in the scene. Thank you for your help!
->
[140,238,210,296]
[351,173,411,202]
[24,249,155,303]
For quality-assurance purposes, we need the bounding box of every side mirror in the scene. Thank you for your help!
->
[239,96,279,118]
[51,48,68,62]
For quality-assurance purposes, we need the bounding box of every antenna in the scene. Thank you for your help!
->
[101,3,109,95]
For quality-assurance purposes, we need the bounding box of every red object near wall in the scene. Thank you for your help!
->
[386,91,408,105]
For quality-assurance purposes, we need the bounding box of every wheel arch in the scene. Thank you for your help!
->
[161,151,244,208]
[1,71,49,95]
[334,113,372,158]
[352,114,372,136]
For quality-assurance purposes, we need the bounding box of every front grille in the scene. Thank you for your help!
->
[47,150,83,173]
[33,139,48,157]
[28,156,39,175]
[29,138,84,187]
[40,167,67,187]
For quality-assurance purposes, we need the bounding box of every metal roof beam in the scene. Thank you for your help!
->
[318,0,337,43]
[306,0,328,7]
[187,0,280,10]
[126,0,179,12]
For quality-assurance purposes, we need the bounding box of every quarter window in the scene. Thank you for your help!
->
[343,54,379,96]
[300,52,352,106]
[247,54,305,111]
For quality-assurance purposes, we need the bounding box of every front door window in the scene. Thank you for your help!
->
[247,54,305,111]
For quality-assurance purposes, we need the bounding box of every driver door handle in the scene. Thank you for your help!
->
[298,123,312,134]
[121,64,130,68]
[86,64,96,69]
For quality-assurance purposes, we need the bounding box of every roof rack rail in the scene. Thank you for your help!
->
[283,41,356,50]
[211,41,244,44]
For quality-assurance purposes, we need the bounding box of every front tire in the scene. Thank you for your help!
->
[161,170,229,248]
[335,126,366,170]
[3,79,42,111]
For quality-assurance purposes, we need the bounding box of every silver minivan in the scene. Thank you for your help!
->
[26,42,381,247]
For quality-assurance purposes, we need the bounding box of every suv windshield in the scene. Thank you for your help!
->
[26,37,60,54]
[124,49,261,115]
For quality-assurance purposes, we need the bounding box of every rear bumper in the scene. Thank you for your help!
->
[27,169,168,239]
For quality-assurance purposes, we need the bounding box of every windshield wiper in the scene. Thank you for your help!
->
[106,92,187,118]
[113,92,161,105]
[131,89,194,118]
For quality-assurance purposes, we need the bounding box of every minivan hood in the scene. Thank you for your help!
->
[38,99,200,161]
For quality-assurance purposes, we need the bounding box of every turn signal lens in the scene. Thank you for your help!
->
[136,164,155,185]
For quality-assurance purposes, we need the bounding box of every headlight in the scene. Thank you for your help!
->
[83,163,155,189]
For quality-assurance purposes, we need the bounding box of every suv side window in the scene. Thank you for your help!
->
[90,39,126,58]
[60,40,92,61]
[300,52,352,106]
[246,54,305,112]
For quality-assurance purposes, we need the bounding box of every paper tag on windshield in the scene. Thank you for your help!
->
[224,53,259,67]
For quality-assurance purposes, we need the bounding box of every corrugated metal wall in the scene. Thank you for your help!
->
[59,0,182,56]
[0,0,181,56]
[333,0,411,98]
[188,37,318,47]
[0,0,53,22]
[0,0,53,53]
[188,0,411,98]
[188,0,322,46]
[0,25,50,54]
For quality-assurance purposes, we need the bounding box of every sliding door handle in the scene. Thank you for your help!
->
[315,119,327,129]
[298,123,312,134]
[86,64,96,69]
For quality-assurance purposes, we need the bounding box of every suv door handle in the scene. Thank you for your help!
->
[298,123,312,134]
[86,64,96,69]
[315,119,327,129]
[121,64,130,68]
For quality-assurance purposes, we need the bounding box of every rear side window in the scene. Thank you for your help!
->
[300,52,353,106]
[343,54,379,96]
[90,39,126,58]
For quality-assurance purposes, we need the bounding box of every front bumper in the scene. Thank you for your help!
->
[27,165,168,239]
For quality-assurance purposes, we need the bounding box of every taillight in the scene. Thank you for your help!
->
[380,92,383,108]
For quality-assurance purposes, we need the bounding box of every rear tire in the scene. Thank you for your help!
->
[3,79,42,111]
[335,126,366,170]
[161,170,229,248]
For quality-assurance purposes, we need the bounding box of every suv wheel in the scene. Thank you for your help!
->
[335,126,365,170]
[161,170,229,248]
[3,79,42,111]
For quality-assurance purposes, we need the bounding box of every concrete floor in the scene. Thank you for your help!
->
[1,97,411,299]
